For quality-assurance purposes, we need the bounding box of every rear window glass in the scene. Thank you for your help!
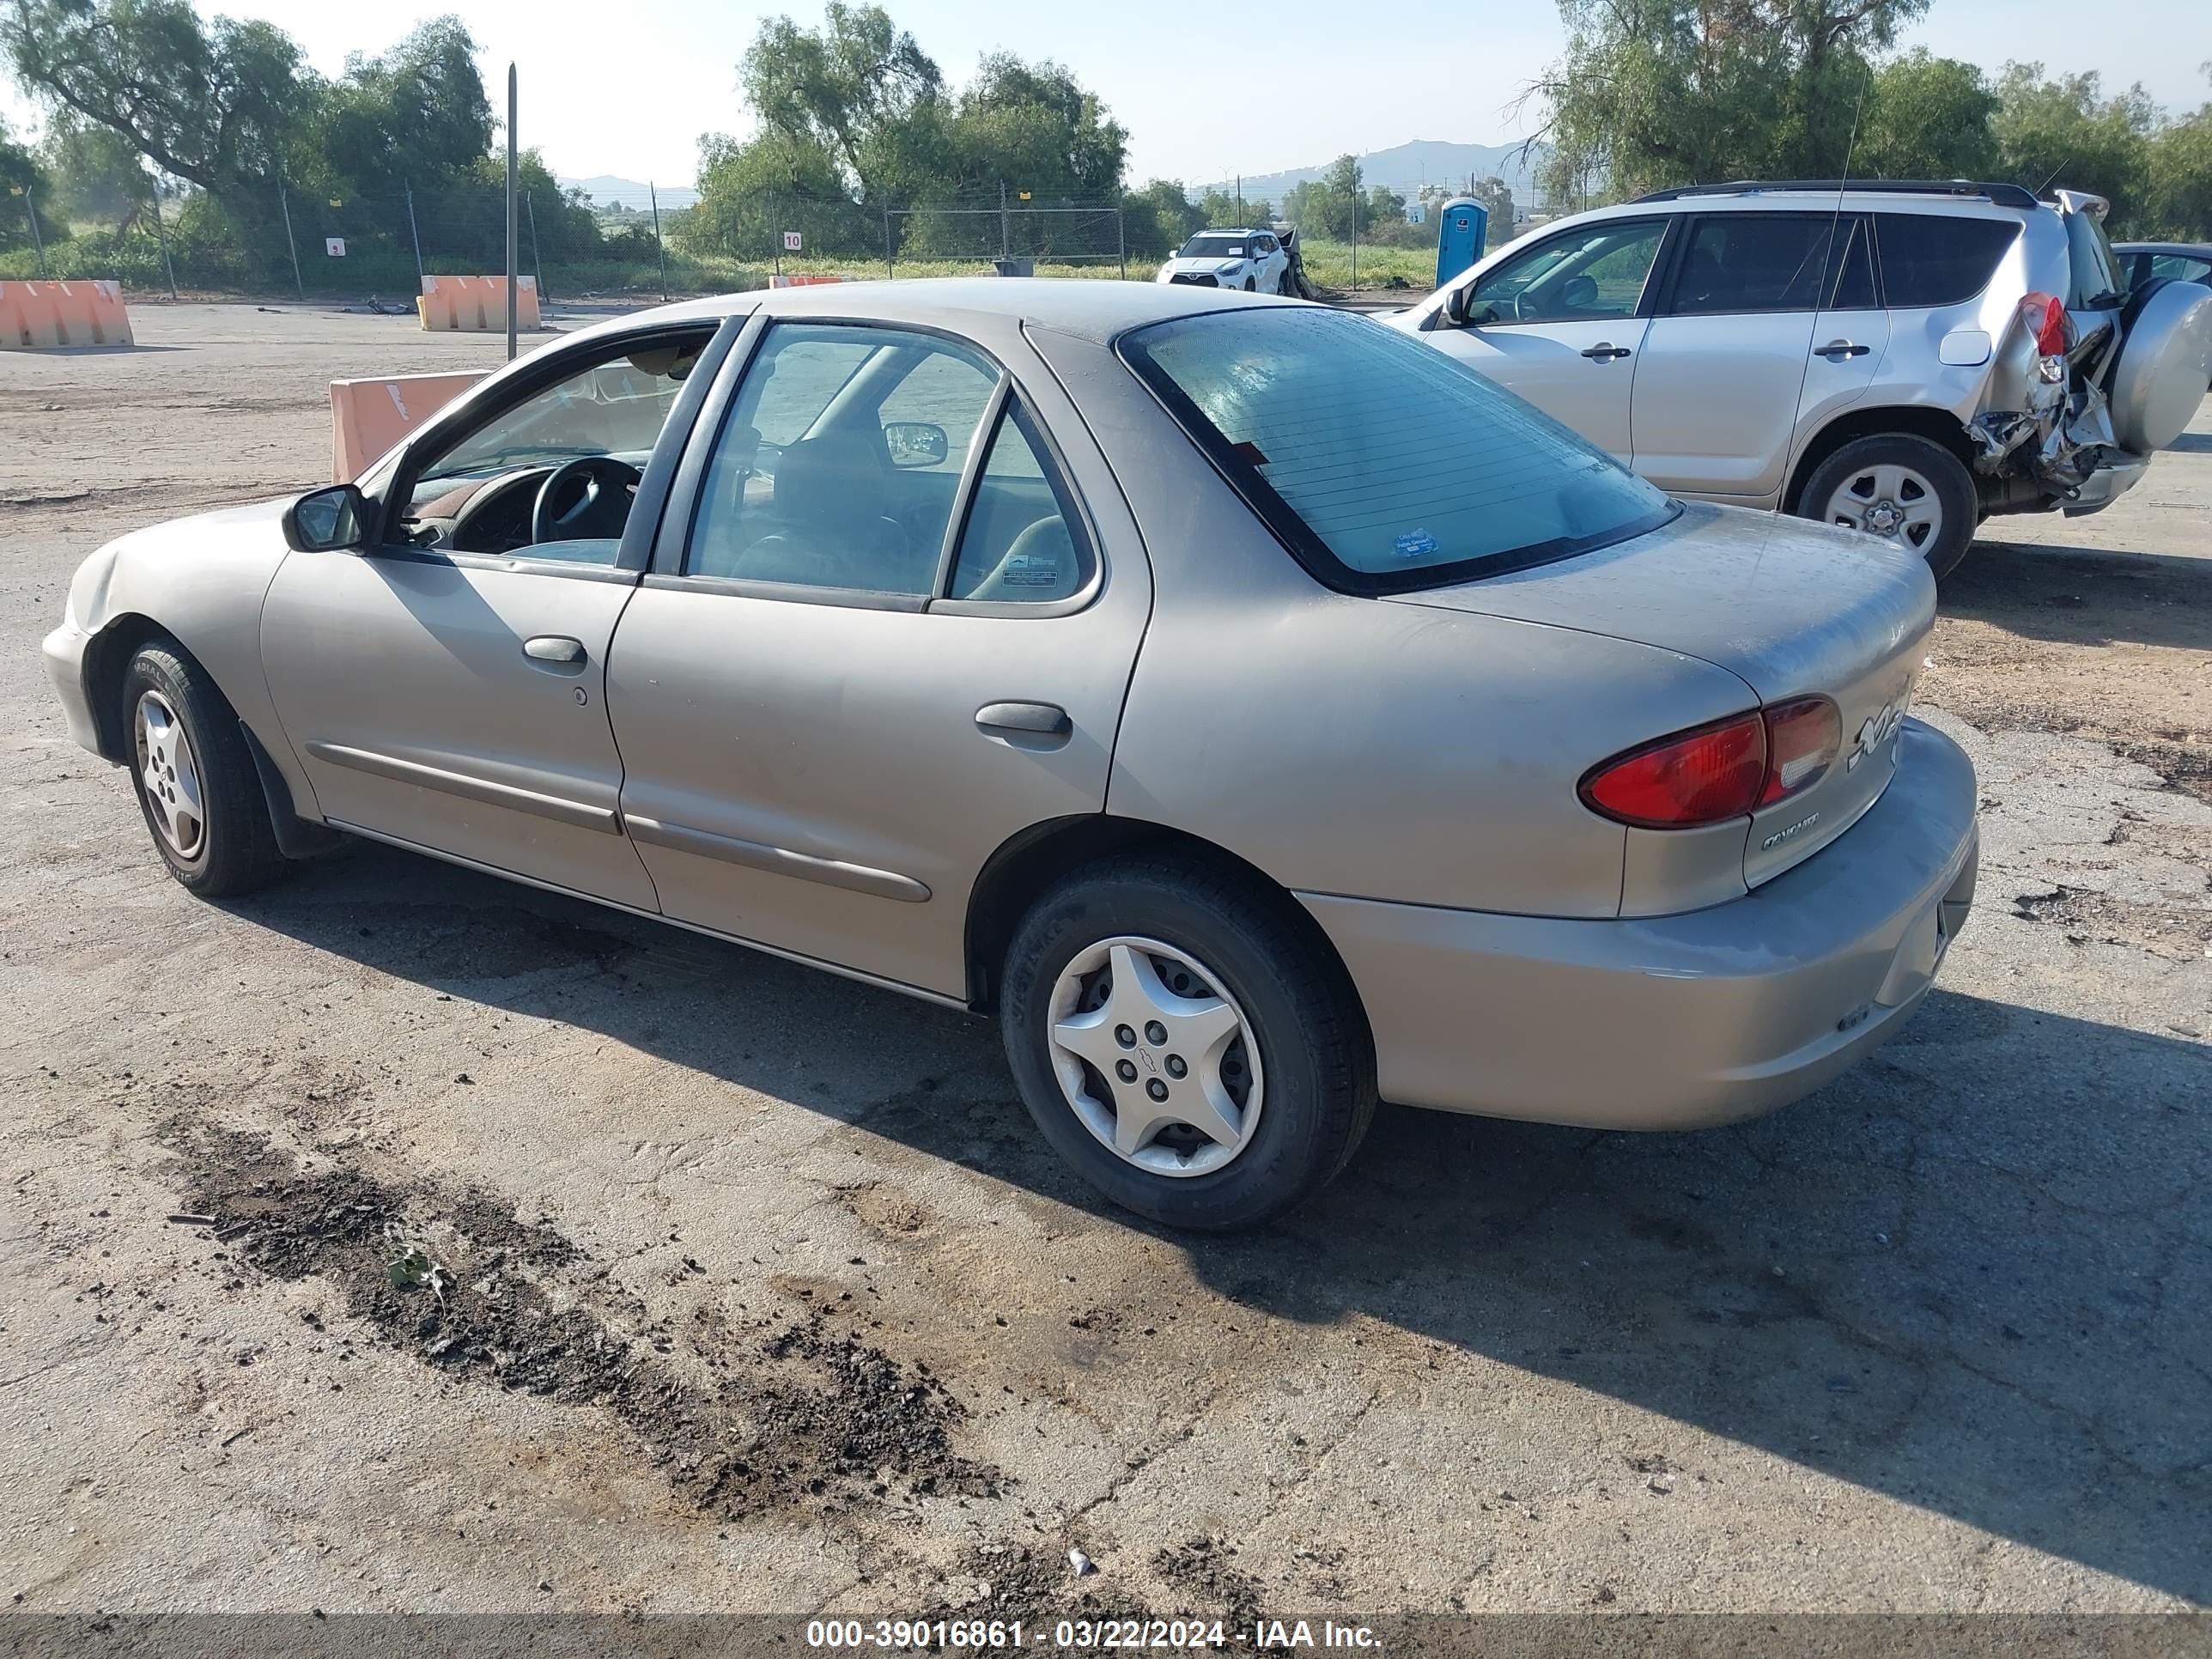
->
[1875,214,2019,307]
[2063,210,2125,308]
[1120,307,1676,592]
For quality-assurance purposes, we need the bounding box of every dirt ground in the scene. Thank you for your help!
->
[1,301,2208,1632]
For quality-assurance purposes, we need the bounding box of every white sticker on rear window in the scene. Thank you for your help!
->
[1395,529,1439,559]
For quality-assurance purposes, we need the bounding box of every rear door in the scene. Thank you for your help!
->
[605,315,1153,999]
[1424,216,1670,462]
[1631,211,1847,502]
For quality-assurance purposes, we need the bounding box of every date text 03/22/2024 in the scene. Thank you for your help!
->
[804,1618,1382,1648]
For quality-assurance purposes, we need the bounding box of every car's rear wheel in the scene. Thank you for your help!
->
[999,856,1376,1231]
[1798,434,1977,580]
[122,642,289,897]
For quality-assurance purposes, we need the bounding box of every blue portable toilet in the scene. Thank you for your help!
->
[1434,198,1490,288]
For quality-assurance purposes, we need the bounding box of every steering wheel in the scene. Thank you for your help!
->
[532,455,643,547]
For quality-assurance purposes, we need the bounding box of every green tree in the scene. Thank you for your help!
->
[3,0,313,198]
[39,111,150,234]
[1526,0,1927,198]
[1468,173,1514,232]
[1124,176,1203,258]
[1854,50,1998,179]
[948,54,1125,201]
[295,17,492,200]
[1285,154,1362,238]
[740,3,945,204]
[2,112,64,252]
[1992,63,2159,232]
[2142,67,2212,238]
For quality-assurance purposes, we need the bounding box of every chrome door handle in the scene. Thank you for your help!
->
[975,701,1070,738]
[523,635,586,665]
[1579,343,1632,361]
[1816,340,1870,359]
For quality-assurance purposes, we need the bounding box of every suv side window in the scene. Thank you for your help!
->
[1468,219,1666,325]
[1668,214,1844,315]
[1874,214,2021,307]
[1826,217,1877,310]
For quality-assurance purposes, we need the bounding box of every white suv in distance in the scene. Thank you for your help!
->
[1393,181,2212,576]
[1156,228,1292,295]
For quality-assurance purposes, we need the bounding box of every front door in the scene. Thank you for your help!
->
[1426,216,1669,462]
[1630,212,1875,502]
[261,323,729,908]
[606,318,1152,998]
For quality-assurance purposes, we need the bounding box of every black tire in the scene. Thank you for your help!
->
[999,855,1377,1231]
[1796,433,1978,580]
[120,641,289,897]
[1241,276,1255,292]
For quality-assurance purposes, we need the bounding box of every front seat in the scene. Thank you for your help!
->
[738,431,920,590]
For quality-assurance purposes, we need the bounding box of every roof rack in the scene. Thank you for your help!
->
[1632,179,2039,210]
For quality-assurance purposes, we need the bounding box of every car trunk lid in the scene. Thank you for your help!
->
[1385,501,1935,890]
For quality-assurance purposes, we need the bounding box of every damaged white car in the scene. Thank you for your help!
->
[1396,181,2212,577]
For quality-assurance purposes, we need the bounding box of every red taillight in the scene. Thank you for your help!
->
[1579,713,1767,829]
[1581,697,1843,829]
[1759,695,1842,804]
[2019,290,2069,356]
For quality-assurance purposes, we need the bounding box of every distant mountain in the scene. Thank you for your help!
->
[1196,140,1545,207]
[557,175,699,211]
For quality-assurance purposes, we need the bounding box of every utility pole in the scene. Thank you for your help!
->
[883,205,894,279]
[1116,186,1126,282]
[999,180,1010,262]
[504,63,519,362]
[404,181,424,287]
[276,180,301,300]
[648,182,668,300]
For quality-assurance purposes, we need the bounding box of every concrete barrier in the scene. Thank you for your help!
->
[0,280,134,349]
[329,371,487,483]
[767,274,850,289]
[417,275,540,332]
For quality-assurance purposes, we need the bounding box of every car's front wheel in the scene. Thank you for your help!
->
[999,856,1376,1231]
[1797,434,1977,580]
[1242,276,1255,292]
[122,641,289,897]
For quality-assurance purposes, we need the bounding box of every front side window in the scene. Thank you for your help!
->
[395,331,712,563]
[2148,252,2212,285]
[1875,213,2021,308]
[1468,219,1665,325]
[1122,307,1675,592]
[1669,215,1840,315]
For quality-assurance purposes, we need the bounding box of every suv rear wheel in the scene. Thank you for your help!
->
[1798,434,1977,580]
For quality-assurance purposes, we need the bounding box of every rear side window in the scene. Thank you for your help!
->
[1875,214,2020,307]
[1669,215,1838,314]
[1120,307,1676,593]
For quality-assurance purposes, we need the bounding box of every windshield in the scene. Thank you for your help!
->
[1180,235,1249,259]
[1120,307,1676,592]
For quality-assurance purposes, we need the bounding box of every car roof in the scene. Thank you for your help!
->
[561,277,1294,350]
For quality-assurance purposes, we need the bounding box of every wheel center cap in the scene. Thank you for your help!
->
[1137,1048,1159,1075]
[1868,501,1902,533]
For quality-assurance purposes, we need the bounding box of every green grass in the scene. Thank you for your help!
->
[1289,238,1437,292]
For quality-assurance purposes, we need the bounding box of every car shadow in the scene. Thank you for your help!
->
[2164,431,2211,455]
[227,841,2212,1602]
[1946,539,2212,651]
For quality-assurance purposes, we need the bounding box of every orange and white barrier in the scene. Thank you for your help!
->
[0,280,134,349]
[417,275,540,332]
[329,371,486,483]
[768,273,849,289]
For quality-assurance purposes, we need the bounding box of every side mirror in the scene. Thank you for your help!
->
[884,421,950,469]
[1443,286,1472,327]
[283,483,369,552]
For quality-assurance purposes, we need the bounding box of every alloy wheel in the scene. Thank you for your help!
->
[1046,936,1264,1178]
[134,690,206,859]
[1822,462,1944,556]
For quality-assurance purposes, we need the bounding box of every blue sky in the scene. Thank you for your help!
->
[4,0,2206,188]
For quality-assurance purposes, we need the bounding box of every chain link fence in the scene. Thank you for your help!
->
[2,180,1130,298]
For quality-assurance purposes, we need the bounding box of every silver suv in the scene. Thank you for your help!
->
[1393,180,2212,576]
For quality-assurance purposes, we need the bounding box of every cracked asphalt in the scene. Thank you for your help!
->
[1,304,2207,1619]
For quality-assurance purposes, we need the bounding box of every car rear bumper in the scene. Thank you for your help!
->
[41,619,105,757]
[1298,719,1979,1130]
[2058,453,2150,514]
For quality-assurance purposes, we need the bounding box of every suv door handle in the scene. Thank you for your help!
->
[523,635,586,665]
[1815,339,1871,359]
[975,701,1071,739]
[1579,343,1632,361]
